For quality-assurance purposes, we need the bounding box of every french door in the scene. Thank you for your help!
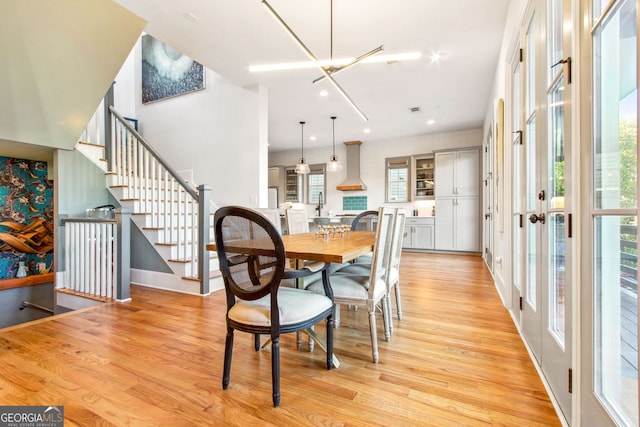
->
[484,128,494,270]
[512,0,572,421]
[512,38,524,319]
[583,0,638,426]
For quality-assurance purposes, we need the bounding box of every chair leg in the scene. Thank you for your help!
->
[382,296,391,342]
[271,335,281,407]
[386,293,394,334]
[333,303,341,328]
[254,333,260,351]
[368,309,379,363]
[222,328,234,390]
[394,281,403,320]
[326,313,334,370]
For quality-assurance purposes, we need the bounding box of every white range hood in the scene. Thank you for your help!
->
[336,141,367,191]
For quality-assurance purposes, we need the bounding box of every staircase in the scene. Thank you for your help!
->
[76,100,222,296]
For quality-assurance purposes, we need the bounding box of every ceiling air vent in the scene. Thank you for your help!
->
[409,106,421,113]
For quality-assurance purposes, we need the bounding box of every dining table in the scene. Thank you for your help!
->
[206,230,376,368]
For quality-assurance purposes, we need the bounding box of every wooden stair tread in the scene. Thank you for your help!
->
[55,288,110,303]
[182,271,222,282]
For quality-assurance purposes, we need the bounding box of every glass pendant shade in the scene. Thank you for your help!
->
[296,121,310,174]
[326,116,342,172]
[295,160,310,174]
[327,155,343,172]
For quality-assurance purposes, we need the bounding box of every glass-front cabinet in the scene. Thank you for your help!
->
[284,167,301,202]
[414,154,435,200]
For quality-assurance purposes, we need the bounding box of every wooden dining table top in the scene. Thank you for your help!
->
[206,231,375,264]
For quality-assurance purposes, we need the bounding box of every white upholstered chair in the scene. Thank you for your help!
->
[329,209,407,341]
[256,208,283,234]
[385,208,406,332]
[307,206,395,363]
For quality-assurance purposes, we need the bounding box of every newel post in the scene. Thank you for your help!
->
[114,208,131,301]
[198,185,212,295]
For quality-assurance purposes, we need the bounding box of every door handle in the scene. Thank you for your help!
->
[529,213,546,224]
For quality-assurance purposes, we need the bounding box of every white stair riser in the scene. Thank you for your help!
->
[129,212,213,229]
[173,258,219,278]
[76,144,220,294]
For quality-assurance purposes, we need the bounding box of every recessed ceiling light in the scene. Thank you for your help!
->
[310,136,317,141]
[427,120,435,125]
[320,90,328,97]
[430,52,441,63]
[363,128,371,134]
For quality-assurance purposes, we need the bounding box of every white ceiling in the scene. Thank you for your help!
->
[115,0,511,152]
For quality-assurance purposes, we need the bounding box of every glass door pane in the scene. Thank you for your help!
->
[526,117,537,309]
[548,76,566,344]
[549,212,565,342]
[591,0,638,424]
[594,216,638,425]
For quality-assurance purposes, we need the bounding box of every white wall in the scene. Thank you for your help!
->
[269,128,482,215]
[114,39,262,209]
[55,149,112,217]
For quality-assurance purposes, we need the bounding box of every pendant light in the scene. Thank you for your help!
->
[326,116,343,172]
[295,121,310,174]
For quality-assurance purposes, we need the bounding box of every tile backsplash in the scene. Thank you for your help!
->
[343,196,367,211]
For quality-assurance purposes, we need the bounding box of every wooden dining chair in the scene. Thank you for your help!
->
[257,207,327,290]
[350,210,378,264]
[350,210,379,232]
[385,208,407,332]
[256,208,283,234]
[282,208,325,276]
[214,206,334,407]
[328,208,397,341]
[307,206,395,363]
[284,208,309,234]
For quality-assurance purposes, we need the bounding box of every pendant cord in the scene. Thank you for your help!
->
[330,0,333,62]
[331,116,336,156]
[300,121,305,159]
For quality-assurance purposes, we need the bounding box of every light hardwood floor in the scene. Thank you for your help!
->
[0,252,560,426]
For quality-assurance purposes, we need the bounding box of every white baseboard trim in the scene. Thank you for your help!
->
[130,269,223,296]
[507,309,570,427]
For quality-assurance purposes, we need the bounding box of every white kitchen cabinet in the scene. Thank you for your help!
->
[435,149,480,197]
[435,197,480,251]
[435,148,481,252]
[268,166,281,188]
[402,217,434,250]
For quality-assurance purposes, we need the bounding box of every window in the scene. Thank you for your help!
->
[307,164,326,204]
[592,0,638,424]
[385,156,410,202]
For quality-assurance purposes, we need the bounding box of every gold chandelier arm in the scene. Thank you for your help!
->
[262,0,318,63]
[313,45,384,84]
[320,70,369,121]
[262,0,369,122]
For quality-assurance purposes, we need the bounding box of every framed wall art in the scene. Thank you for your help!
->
[141,34,205,104]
